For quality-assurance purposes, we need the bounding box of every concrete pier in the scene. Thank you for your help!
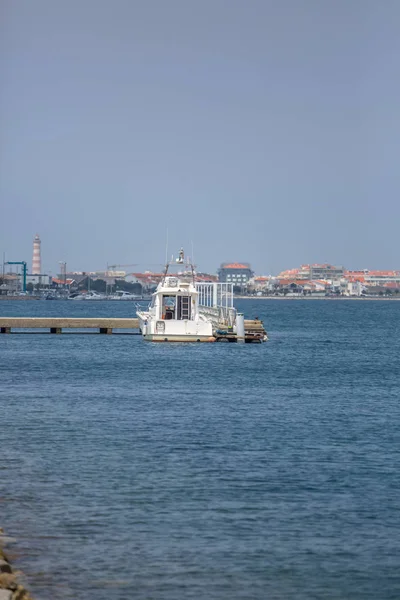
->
[0,318,139,334]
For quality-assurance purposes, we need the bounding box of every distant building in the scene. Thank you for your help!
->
[0,274,20,294]
[364,270,400,287]
[94,270,126,279]
[345,281,363,296]
[194,272,218,282]
[0,271,50,292]
[276,278,329,295]
[247,276,271,293]
[343,270,400,287]
[218,262,254,285]
[65,272,91,285]
[130,272,163,291]
[52,277,75,288]
[278,264,344,283]
[309,264,344,281]
[26,274,51,287]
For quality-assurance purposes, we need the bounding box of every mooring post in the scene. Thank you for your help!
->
[213,282,218,308]
[236,313,245,343]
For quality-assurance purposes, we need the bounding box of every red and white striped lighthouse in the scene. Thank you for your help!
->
[32,234,41,274]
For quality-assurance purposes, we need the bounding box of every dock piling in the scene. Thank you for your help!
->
[236,313,245,343]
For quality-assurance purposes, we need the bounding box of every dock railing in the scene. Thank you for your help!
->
[196,282,237,329]
[135,301,151,314]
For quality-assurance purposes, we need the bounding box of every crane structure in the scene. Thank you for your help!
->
[106,263,164,272]
[6,261,27,292]
[106,263,138,272]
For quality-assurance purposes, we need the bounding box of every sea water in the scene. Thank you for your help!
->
[1,299,400,599]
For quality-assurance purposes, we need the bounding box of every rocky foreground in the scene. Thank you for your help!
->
[0,530,33,600]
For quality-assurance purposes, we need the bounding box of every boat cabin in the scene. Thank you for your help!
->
[150,277,198,321]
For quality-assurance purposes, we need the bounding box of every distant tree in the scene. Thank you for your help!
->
[91,279,107,293]
[78,276,100,291]
[78,277,89,290]
[26,282,34,292]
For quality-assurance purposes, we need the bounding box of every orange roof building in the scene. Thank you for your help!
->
[278,263,345,282]
[218,262,254,284]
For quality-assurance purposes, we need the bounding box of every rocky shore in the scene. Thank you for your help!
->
[0,530,33,600]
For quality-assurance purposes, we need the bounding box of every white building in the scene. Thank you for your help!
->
[26,274,52,287]
[345,281,363,296]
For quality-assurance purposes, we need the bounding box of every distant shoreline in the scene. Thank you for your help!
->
[0,295,40,301]
[1,295,399,302]
[235,295,400,301]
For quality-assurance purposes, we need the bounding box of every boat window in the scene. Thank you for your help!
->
[161,295,192,320]
[162,295,176,319]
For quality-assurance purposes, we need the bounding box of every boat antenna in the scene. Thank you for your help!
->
[165,228,169,265]
[190,241,196,283]
[162,229,170,283]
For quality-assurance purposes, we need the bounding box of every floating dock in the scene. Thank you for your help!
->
[214,319,267,343]
[0,317,267,342]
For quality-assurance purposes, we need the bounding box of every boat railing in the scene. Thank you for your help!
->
[199,305,237,328]
[135,301,151,314]
[196,282,236,328]
[195,282,234,309]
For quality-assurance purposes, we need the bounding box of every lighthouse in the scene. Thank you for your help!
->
[32,234,41,274]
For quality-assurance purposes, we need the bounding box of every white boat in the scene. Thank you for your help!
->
[68,291,104,300]
[84,291,104,300]
[108,290,140,300]
[136,249,215,342]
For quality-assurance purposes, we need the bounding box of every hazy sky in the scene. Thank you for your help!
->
[1,0,399,275]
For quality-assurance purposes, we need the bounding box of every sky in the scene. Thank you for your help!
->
[1,0,400,276]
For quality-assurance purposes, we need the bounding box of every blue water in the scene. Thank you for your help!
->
[1,299,400,600]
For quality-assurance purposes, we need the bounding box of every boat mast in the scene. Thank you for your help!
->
[161,247,187,284]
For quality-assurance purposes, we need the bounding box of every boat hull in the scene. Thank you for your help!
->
[137,311,214,342]
[142,334,215,342]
